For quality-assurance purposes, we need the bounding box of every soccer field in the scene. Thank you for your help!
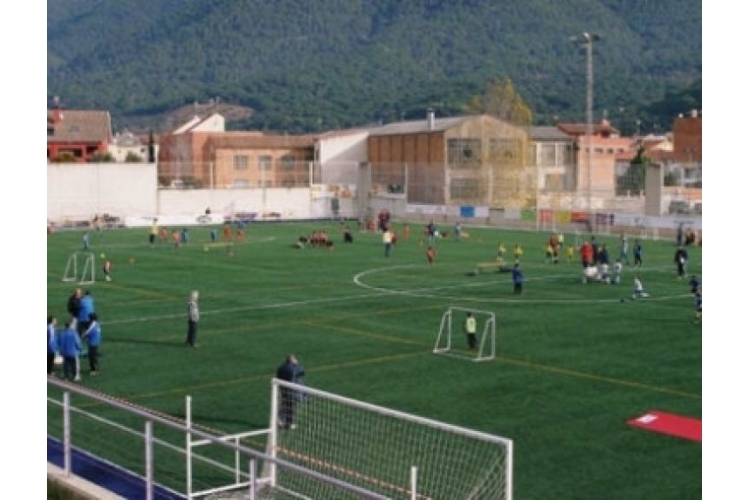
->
[46,221,702,500]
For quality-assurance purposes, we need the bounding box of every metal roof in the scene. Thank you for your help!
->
[369,116,474,136]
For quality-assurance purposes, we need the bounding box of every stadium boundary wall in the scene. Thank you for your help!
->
[47,163,359,224]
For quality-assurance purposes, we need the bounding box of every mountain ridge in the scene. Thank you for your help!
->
[47,0,701,134]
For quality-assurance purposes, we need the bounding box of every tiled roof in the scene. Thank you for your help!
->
[47,110,112,143]
[557,121,620,136]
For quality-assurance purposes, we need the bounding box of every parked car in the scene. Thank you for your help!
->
[668,200,691,215]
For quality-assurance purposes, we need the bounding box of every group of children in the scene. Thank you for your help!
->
[293,229,336,249]
[48,289,103,381]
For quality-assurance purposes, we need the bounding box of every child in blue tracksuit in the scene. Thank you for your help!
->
[58,321,82,381]
[77,291,95,331]
[83,313,102,375]
[47,316,58,376]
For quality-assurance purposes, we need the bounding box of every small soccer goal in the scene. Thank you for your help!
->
[433,306,496,362]
[62,251,95,285]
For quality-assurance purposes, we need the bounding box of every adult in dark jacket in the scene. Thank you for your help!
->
[276,354,305,429]
[67,288,82,320]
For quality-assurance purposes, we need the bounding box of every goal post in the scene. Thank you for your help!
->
[264,378,513,499]
[433,307,496,362]
[62,252,96,285]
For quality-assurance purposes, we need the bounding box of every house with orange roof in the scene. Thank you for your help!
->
[47,103,113,163]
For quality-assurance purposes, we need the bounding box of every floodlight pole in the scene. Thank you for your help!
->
[574,32,600,232]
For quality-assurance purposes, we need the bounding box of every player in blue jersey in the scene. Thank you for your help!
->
[512,263,523,294]
[689,275,700,294]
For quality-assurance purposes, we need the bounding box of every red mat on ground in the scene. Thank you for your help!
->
[628,410,701,442]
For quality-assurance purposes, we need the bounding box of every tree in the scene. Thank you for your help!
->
[125,151,144,162]
[90,151,115,163]
[616,146,649,196]
[52,152,78,163]
[463,77,533,126]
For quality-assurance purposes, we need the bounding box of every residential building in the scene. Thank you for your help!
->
[47,106,113,163]
[158,113,315,188]
[557,119,632,200]
[109,131,158,163]
[528,126,578,192]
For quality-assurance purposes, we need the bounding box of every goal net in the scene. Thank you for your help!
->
[263,379,513,500]
[433,307,496,362]
[62,252,95,285]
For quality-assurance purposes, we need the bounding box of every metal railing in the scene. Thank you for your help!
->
[47,377,391,500]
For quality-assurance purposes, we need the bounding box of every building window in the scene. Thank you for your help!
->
[258,155,272,171]
[563,145,574,166]
[490,139,522,163]
[539,144,556,166]
[233,155,249,170]
[448,139,482,166]
[280,155,296,170]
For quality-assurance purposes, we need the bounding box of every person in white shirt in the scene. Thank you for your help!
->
[632,277,649,299]
[611,259,623,284]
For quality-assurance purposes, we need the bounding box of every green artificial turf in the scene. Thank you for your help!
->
[47,221,702,500]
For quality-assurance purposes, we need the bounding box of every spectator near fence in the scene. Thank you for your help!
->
[276,354,305,430]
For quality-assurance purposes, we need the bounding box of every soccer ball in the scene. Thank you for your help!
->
[128,257,135,264]
[203,245,209,252]
[100,253,106,259]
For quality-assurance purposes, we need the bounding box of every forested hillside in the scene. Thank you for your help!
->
[47,0,701,134]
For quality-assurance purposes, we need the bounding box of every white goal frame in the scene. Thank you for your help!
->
[433,306,496,362]
[62,251,95,285]
[265,378,513,499]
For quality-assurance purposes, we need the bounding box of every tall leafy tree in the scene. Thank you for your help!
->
[463,77,533,126]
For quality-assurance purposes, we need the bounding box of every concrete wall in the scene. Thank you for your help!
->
[47,162,357,224]
[47,163,158,222]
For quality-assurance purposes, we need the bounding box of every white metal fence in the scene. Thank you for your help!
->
[47,377,391,500]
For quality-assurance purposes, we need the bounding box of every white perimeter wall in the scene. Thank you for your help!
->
[48,163,158,222]
[47,163,358,225]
